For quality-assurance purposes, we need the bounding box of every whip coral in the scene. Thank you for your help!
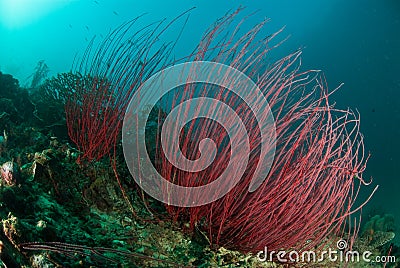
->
[130,9,379,253]
[65,7,377,255]
[65,12,190,164]
[64,12,194,216]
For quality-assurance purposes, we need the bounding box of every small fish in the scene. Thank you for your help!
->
[85,25,89,31]
[94,0,99,4]
[69,24,72,28]
[113,11,119,16]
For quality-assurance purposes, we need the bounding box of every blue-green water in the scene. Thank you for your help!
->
[1,0,399,243]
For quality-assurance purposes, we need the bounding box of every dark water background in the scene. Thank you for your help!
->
[1,0,399,239]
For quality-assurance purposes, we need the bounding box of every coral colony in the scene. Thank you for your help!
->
[65,8,376,253]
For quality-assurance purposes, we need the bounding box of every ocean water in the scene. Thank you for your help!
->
[1,0,399,254]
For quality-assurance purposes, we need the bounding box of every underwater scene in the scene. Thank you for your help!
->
[0,0,399,267]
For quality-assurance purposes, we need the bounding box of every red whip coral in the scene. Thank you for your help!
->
[65,12,191,164]
[64,12,194,216]
[136,10,379,253]
[65,7,377,255]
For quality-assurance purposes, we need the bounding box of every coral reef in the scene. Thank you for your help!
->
[0,131,278,267]
[0,9,394,268]
[0,71,274,265]
[0,66,397,267]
